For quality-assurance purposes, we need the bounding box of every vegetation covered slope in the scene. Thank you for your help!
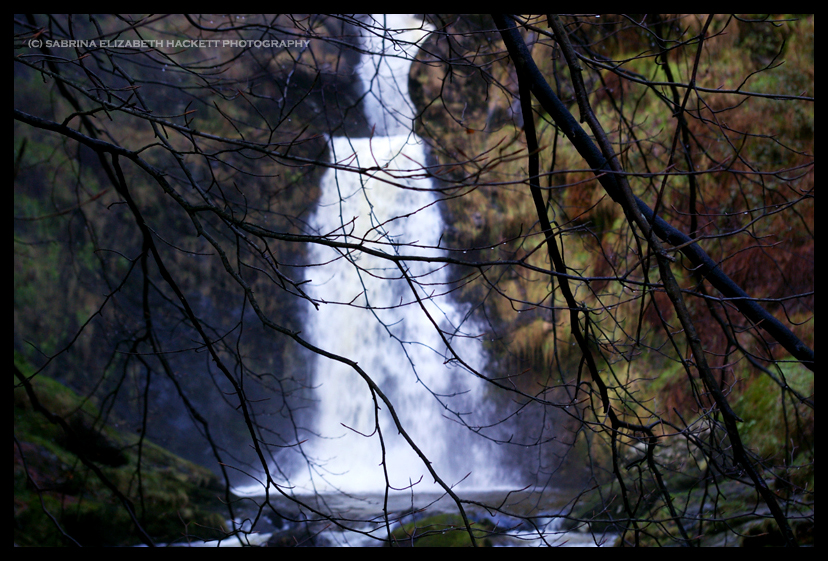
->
[14,355,229,546]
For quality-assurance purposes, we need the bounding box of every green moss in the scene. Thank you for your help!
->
[14,355,229,547]
[732,364,814,460]
[389,513,495,547]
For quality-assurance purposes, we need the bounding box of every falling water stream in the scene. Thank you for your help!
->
[294,14,502,495]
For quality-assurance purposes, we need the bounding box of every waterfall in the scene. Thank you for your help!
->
[284,15,502,495]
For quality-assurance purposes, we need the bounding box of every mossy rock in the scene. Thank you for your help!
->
[14,356,230,546]
[389,513,495,547]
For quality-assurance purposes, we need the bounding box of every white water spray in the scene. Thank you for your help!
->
[241,15,504,497]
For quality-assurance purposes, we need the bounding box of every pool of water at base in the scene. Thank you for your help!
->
[216,487,616,547]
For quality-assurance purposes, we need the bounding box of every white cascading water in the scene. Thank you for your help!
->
[272,15,503,496]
